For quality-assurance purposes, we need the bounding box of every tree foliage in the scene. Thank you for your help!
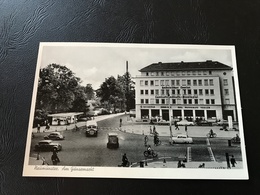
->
[36,64,87,113]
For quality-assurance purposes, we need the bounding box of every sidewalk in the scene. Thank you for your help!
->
[131,159,243,169]
[120,121,239,138]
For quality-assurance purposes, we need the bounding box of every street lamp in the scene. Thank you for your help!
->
[168,92,173,137]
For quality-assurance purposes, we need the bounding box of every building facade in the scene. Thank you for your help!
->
[135,60,237,122]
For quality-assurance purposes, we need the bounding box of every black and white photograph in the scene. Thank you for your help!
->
[23,42,248,179]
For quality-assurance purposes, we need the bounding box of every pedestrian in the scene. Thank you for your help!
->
[185,125,188,134]
[144,135,148,147]
[153,126,156,134]
[119,118,122,127]
[177,160,182,168]
[51,151,60,165]
[37,124,40,133]
[122,153,129,167]
[175,121,179,130]
[230,155,237,167]
[41,157,49,165]
[199,163,205,168]
[150,126,152,134]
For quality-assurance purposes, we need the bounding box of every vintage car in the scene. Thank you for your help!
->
[177,120,195,126]
[196,120,213,126]
[35,140,62,151]
[107,133,119,149]
[170,134,193,144]
[86,120,98,137]
[44,132,65,140]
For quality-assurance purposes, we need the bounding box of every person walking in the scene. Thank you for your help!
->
[51,151,60,165]
[37,124,40,133]
[185,125,188,135]
[230,155,237,167]
[119,118,122,127]
[144,135,148,147]
[175,121,179,130]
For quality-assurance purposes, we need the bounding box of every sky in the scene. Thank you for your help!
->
[40,43,234,90]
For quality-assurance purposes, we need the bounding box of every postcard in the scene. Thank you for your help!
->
[23,42,248,179]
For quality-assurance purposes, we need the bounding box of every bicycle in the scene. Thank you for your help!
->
[206,133,217,138]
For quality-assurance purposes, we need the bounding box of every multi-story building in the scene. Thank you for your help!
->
[135,60,237,122]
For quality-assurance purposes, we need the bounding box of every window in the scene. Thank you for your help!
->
[199,89,203,95]
[203,71,207,75]
[199,99,204,104]
[165,80,169,86]
[187,80,191,86]
[205,89,209,95]
[172,99,176,104]
[151,90,154,95]
[161,99,165,104]
[225,99,230,104]
[209,71,212,75]
[187,71,191,75]
[177,89,180,95]
[140,90,144,95]
[171,72,175,76]
[156,99,159,104]
[161,89,165,95]
[188,99,192,104]
[155,80,159,86]
[182,79,186,86]
[155,89,159,95]
[166,72,170,76]
[166,89,170,96]
[193,80,197,86]
[151,72,154,76]
[150,98,154,104]
[224,89,229,95]
[204,79,208,86]
[161,72,164,76]
[183,99,187,104]
[182,71,186,75]
[145,90,148,95]
[198,71,202,75]
[223,79,228,86]
[188,89,192,95]
[210,89,214,95]
[192,71,196,75]
[194,99,198,104]
[145,99,149,104]
[198,80,202,86]
[150,80,154,86]
[140,80,144,86]
[141,99,144,104]
[176,80,180,86]
[183,89,186,95]
[145,81,148,86]
[156,72,159,76]
[146,72,149,76]
[209,79,214,86]
[160,80,164,86]
[206,99,210,104]
[172,89,175,94]
[211,99,215,104]
[194,89,198,95]
[171,80,175,86]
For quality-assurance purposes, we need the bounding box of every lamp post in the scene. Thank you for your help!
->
[168,92,173,137]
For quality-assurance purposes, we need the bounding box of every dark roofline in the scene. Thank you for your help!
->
[139,60,232,72]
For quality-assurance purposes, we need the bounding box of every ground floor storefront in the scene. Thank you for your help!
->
[136,105,237,122]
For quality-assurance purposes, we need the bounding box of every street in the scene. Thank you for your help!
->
[29,114,242,167]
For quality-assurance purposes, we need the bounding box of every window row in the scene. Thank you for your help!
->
[140,79,215,86]
[140,98,216,105]
[140,89,215,96]
[145,70,212,77]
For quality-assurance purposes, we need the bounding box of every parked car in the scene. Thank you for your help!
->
[197,120,213,126]
[217,120,228,126]
[170,134,193,144]
[107,133,119,148]
[44,132,65,140]
[177,120,194,126]
[35,140,62,151]
[85,120,98,137]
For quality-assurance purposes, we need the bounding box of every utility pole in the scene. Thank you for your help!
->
[168,92,173,137]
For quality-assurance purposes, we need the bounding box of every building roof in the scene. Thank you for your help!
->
[48,112,84,117]
[139,61,232,72]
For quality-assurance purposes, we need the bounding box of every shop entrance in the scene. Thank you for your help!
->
[195,110,204,121]
[141,109,149,119]
[151,109,159,117]
[162,110,169,121]
[172,110,181,119]
[207,110,216,119]
[223,110,234,120]
[184,110,193,121]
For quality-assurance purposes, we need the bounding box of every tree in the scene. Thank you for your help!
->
[36,63,83,113]
[85,84,94,100]
[96,76,124,111]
